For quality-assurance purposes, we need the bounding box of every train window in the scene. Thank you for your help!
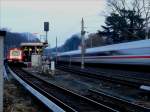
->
[12,51,20,56]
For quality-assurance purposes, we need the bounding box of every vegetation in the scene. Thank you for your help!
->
[85,33,107,48]
[102,0,150,43]
[86,0,150,47]
[3,31,40,57]
[61,34,81,52]
[44,34,81,56]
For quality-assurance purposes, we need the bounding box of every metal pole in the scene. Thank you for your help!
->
[91,37,92,48]
[49,43,51,60]
[46,31,48,43]
[28,32,29,42]
[56,37,58,64]
[81,18,85,69]
[69,56,71,67]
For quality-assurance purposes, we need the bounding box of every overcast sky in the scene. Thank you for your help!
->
[0,0,106,47]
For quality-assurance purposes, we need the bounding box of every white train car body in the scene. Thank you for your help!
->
[58,39,150,65]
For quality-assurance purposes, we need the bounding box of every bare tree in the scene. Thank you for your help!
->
[106,0,150,38]
[142,0,150,38]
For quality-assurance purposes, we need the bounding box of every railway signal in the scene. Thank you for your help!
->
[44,22,49,46]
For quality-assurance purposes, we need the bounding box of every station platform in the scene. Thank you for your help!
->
[0,31,6,112]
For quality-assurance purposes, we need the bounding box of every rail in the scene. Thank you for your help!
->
[88,89,150,112]
[11,67,118,112]
[56,65,150,88]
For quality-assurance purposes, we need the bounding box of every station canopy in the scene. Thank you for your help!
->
[20,42,44,56]
[20,42,44,47]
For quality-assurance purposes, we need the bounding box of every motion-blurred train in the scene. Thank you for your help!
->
[57,39,150,66]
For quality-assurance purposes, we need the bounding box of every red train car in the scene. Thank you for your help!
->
[7,48,24,63]
[7,43,44,66]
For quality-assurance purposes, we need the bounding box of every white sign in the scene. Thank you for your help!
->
[51,61,55,71]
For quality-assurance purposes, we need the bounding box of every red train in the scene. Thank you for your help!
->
[7,48,25,63]
[7,43,44,65]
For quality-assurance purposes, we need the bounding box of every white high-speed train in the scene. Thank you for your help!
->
[57,39,150,65]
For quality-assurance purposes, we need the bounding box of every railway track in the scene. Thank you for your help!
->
[88,89,150,112]
[10,67,118,112]
[56,65,150,88]
[56,65,150,111]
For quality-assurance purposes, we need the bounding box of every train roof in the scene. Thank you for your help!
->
[58,39,150,56]
[9,48,22,50]
[20,42,44,47]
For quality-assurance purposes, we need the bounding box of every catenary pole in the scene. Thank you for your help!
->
[81,18,85,69]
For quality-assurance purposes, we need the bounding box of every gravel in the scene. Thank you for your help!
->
[4,74,50,112]
[22,67,150,108]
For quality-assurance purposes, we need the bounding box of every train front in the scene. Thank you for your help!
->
[7,48,23,63]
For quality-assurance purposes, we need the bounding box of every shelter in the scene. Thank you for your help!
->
[20,42,44,62]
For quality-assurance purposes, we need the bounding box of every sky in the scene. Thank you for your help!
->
[0,0,106,47]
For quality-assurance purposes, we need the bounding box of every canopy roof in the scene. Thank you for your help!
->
[20,42,44,47]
